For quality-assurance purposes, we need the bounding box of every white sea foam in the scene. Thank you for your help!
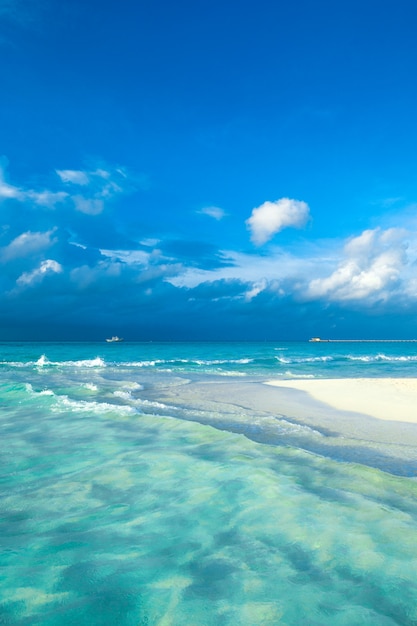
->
[346,353,417,362]
[24,383,56,396]
[113,390,134,401]
[31,355,107,368]
[123,359,165,367]
[275,356,291,363]
[136,398,176,410]
[68,357,106,367]
[36,354,49,367]
[276,355,333,364]
[122,382,143,390]
[277,418,324,437]
[82,383,98,391]
[284,371,316,379]
[54,395,135,415]
[217,370,247,376]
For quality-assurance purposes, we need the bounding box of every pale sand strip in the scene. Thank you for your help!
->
[266,378,417,423]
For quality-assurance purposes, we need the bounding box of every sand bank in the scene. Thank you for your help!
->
[266,378,417,423]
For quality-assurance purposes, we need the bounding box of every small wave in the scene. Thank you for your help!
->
[275,355,333,364]
[123,359,165,367]
[135,398,174,410]
[216,370,247,376]
[17,355,108,368]
[54,396,135,415]
[345,353,417,363]
[82,383,98,391]
[275,356,291,364]
[283,371,316,379]
[277,418,324,437]
[68,357,106,367]
[113,390,134,401]
[36,355,49,367]
[122,382,143,390]
[25,382,134,414]
[25,383,55,396]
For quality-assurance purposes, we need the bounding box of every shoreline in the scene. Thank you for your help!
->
[266,378,417,424]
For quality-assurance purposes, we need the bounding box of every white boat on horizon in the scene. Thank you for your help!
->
[106,336,124,343]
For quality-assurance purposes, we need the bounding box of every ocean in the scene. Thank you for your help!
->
[1,340,417,625]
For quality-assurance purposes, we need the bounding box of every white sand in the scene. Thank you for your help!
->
[266,378,417,423]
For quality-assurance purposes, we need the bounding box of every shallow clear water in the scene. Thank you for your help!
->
[1,341,417,625]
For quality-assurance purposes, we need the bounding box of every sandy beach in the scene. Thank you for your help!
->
[266,378,417,423]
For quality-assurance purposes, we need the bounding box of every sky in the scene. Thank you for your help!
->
[1,0,417,340]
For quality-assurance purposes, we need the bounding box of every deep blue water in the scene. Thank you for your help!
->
[1,341,417,625]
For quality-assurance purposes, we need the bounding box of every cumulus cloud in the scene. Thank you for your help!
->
[16,259,63,287]
[306,228,408,303]
[246,197,310,245]
[1,228,57,261]
[198,206,226,220]
[166,225,417,313]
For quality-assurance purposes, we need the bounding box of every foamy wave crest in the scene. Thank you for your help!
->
[277,418,324,437]
[68,357,106,367]
[34,355,106,368]
[283,371,316,379]
[346,353,417,363]
[113,390,134,401]
[36,354,50,367]
[82,383,98,391]
[122,382,143,390]
[193,358,254,365]
[123,359,165,367]
[54,396,135,415]
[25,383,55,396]
[136,398,177,410]
[275,355,333,364]
[216,370,247,376]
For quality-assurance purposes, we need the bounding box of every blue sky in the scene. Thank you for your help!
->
[1,0,417,340]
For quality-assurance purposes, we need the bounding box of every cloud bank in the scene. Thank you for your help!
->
[1,158,417,339]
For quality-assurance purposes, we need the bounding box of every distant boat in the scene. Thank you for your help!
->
[106,336,124,343]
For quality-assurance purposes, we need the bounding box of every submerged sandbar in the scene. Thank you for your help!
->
[266,378,417,423]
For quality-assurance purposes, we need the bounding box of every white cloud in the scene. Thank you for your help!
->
[56,169,90,185]
[0,179,22,200]
[1,161,67,208]
[26,190,68,208]
[1,229,57,261]
[100,248,151,265]
[1,159,138,218]
[244,279,268,301]
[167,247,314,290]
[198,206,226,220]
[0,161,22,199]
[73,196,104,215]
[166,225,417,310]
[246,198,310,245]
[70,261,122,289]
[306,228,408,303]
[16,259,63,287]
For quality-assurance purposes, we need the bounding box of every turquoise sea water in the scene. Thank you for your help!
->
[2,341,417,625]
